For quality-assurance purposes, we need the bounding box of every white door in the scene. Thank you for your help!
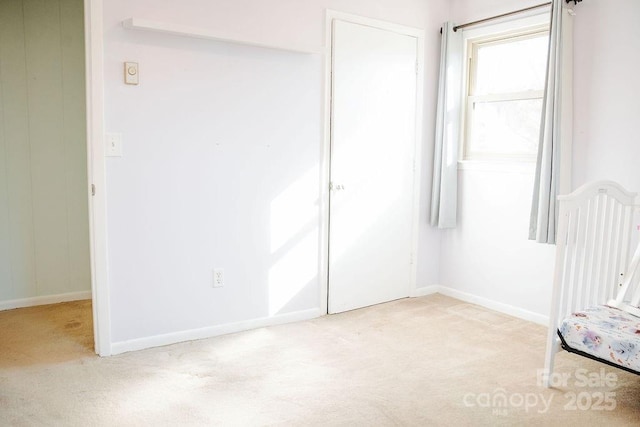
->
[328,19,419,313]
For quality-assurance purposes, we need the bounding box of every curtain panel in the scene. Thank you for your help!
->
[430,22,463,229]
[529,0,574,244]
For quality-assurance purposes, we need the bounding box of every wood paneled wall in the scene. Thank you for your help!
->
[0,0,89,302]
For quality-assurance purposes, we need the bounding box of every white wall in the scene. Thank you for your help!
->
[572,0,640,189]
[441,0,640,322]
[451,0,542,24]
[0,0,90,307]
[439,163,556,322]
[102,0,448,348]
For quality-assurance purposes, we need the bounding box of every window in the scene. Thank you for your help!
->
[463,28,549,161]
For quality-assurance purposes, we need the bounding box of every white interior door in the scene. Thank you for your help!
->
[328,19,418,314]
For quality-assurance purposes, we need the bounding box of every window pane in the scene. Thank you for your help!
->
[474,35,548,95]
[468,99,542,157]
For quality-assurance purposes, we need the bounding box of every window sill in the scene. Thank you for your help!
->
[458,159,537,174]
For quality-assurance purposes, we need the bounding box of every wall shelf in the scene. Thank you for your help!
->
[122,18,323,55]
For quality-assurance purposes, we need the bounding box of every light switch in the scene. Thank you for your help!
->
[124,62,139,85]
[105,133,123,157]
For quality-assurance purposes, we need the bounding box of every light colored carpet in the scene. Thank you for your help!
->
[1,294,639,426]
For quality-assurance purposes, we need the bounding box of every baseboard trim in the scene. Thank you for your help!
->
[110,287,547,355]
[412,285,440,297]
[412,284,548,325]
[0,291,92,311]
[110,307,324,355]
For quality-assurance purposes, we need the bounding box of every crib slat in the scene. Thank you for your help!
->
[591,194,608,305]
[630,275,640,306]
[597,197,614,304]
[603,202,622,301]
[582,197,600,311]
[571,207,584,312]
[612,205,628,298]
[614,240,640,306]
[631,235,640,306]
[619,206,633,288]
[562,207,580,317]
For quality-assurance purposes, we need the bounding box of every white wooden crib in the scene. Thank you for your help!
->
[543,181,640,387]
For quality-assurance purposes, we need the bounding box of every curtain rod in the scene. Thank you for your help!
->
[453,2,551,32]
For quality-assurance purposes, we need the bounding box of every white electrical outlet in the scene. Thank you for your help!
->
[213,269,224,288]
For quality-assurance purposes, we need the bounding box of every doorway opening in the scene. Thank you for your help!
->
[0,0,94,363]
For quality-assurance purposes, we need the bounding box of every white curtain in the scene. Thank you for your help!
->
[430,23,463,228]
[529,0,574,244]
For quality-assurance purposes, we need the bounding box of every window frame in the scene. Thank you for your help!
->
[461,23,550,162]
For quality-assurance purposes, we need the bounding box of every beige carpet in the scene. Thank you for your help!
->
[1,295,639,426]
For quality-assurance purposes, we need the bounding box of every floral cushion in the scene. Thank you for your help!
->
[558,305,640,373]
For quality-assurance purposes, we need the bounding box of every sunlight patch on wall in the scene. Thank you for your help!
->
[268,231,318,316]
[268,165,320,316]
[269,165,319,253]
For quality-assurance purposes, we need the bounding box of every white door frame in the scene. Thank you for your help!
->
[84,0,111,356]
[320,10,425,314]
